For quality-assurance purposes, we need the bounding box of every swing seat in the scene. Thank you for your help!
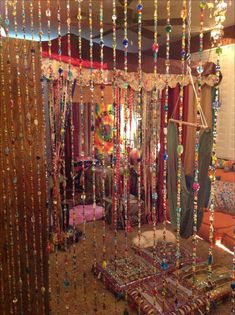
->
[167,122,213,238]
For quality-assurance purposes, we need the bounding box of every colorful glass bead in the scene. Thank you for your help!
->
[231,282,235,290]
[63,279,70,288]
[46,9,51,17]
[199,1,206,9]
[177,145,184,155]
[176,207,181,213]
[68,70,73,78]
[216,47,222,55]
[163,153,168,161]
[193,182,200,192]
[181,50,186,58]
[123,38,128,48]
[4,147,10,155]
[137,4,143,11]
[161,262,169,270]
[208,254,213,264]
[152,43,159,53]
[41,287,46,295]
[102,260,107,269]
[9,99,14,108]
[165,25,172,33]
[197,65,204,74]
[5,19,10,26]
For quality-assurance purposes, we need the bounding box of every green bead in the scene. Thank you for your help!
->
[165,25,172,33]
[216,47,222,55]
[177,144,184,155]
[199,1,206,9]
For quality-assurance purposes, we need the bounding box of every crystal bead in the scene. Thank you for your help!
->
[165,25,172,33]
[193,182,200,192]
[152,43,159,53]
[112,15,117,21]
[102,260,107,269]
[41,287,46,295]
[46,9,51,17]
[199,1,206,9]
[4,147,10,155]
[100,39,104,47]
[216,47,222,55]
[197,65,204,74]
[177,144,184,155]
[161,262,169,270]
[123,38,128,47]
[176,207,181,213]
[64,279,70,288]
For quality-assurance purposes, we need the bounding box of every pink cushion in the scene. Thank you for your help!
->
[69,204,104,226]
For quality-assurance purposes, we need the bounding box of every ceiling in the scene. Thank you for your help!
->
[1,0,235,53]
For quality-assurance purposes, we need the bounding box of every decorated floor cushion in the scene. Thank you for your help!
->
[214,181,235,215]
[172,262,231,303]
[127,276,206,315]
[128,263,231,315]
[198,210,235,241]
[132,242,193,272]
[94,255,159,294]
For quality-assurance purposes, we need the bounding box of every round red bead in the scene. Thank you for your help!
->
[152,43,159,53]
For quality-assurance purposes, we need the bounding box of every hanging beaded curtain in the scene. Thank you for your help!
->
[0,1,228,315]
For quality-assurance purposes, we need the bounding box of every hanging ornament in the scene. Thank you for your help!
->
[151,1,159,306]
[161,0,171,311]
[112,0,119,313]
[174,0,186,303]
[1,4,16,314]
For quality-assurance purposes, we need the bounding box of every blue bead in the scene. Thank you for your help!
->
[208,254,213,264]
[137,4,143,10]
[123,38,128,47]
[58,67,63,74]
[231,282,235,290]
[181,50,186,57]
[64,279,70,288]
[5,19,10,26]
[161,262,169,270]
[176,207,181,213]
[163,153,168,161]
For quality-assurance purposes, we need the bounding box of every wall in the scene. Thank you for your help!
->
[192,44,235,160]
[0,38,49,314]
